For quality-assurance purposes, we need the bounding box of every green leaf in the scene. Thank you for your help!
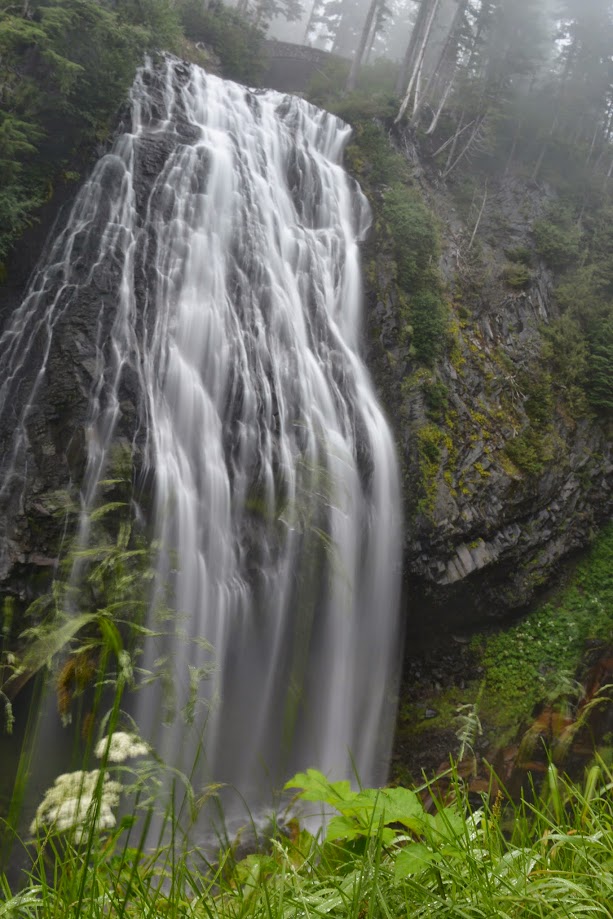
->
[426,806,466,844]
[98,617,123,656]
[11,613,97,681]
[284,769,352,806]
[325,815,364,842]
[394,843,439,880]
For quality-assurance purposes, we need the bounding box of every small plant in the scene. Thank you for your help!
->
[502,261,532,288]
[533,207,582,268]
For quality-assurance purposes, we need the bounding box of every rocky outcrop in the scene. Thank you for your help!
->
[363,136,613,616]
[1,77,611,627]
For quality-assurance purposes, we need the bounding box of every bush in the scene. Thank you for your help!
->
[384,183,440,293]
[0,0,183,262]
[180,0,265,84]
[345,121,409,187]
[409,291,449,366]
[423,377,449,421]
[533,208,582,268]
[587,318,613,412]
[505,245,533,265]
[502,261,532,288]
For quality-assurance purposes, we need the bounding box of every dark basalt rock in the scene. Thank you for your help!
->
[0,72,611,630]
[363,140,613,620]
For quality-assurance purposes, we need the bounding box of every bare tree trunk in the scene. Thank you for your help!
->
[394,0,430,96]
[346,0,381,92]
[425,76,454,134]
[396,0,440,123]
[586,119,600,166]
[414,0,469,130]
[532,112,558,182]
[443,115,486,177]
[364,8,379,64]
[442,110,466,169]
[468,182,488,250]
[431,113,473,158]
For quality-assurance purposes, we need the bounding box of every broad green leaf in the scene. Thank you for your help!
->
[325,815,363,842]
[341,787,426,833]
[394,843,439,880]
[284,769,352,805]
[426,806,466,844]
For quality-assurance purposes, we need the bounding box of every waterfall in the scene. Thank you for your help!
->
[0,57,402,814]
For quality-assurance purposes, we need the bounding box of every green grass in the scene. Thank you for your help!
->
[4,754,613,917]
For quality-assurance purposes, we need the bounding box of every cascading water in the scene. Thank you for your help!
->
[0,57,402,815]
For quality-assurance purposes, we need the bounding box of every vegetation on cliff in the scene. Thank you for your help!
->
[396,523,613,785]
[0,0,266,267]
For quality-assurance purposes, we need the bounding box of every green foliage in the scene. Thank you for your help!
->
[344,120,448,368]
[180,0,265,84]
[587,319,613,412]
[0,499,156,727]
[285,769,432,845]
[0,0,269,261]
[504,426,552,476]
[422,377,449,422]
[409,291,449,366]
[501,261,532,288]
[533,207,582,269]
[306,57,398,119]
[383,185,440,292]
[381,185,448,365]
[7,756,613,917]
[0,0,184,260]
[344,121,409,187]
[541,313,589,411]
[476,523,613,731]
[505,245,533,265]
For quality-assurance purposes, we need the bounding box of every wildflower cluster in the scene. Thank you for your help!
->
[30,769,122,841]
[94,730,150,763]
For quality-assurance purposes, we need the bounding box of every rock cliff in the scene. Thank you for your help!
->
[361,127,613,617]
[0,81,611,628]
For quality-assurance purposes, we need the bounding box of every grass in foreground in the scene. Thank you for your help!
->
[3,753,613,918]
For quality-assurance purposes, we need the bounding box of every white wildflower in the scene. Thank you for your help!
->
[94,730,150,763]
[30,768,122,838]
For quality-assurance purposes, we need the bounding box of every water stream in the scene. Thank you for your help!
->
[0,57,402,820]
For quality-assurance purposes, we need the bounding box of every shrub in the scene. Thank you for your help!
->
[180,0,265,84]
[423,377,449,421]
[533,208,582,268]
[502,261,532,288]
[383,183,440,293]
[345,121,409,187]
[409,291,449,366]
[505,245,533,265]
[586,318,613,412]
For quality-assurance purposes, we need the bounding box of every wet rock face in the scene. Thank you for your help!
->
[1,85,611,626]
[363,151,613,617]
[0,102,181,604]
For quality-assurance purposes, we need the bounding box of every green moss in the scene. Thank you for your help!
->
[416,423,456,515]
